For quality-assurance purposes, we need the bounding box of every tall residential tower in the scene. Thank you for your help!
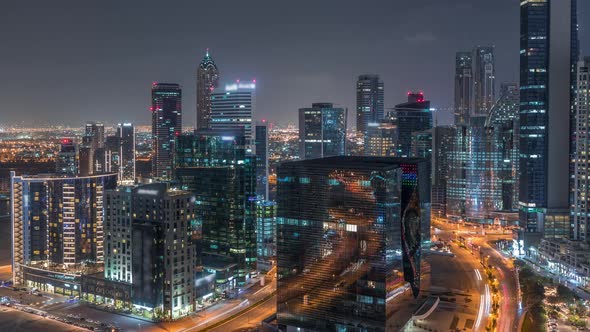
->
[151,82,182,180]
[196,49,219,130]
[356,75,384,135]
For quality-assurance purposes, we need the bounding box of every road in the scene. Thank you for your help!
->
[206,294,276,332]
[432,219,520,332]
[427,227,488,331]
[0,307,86,331]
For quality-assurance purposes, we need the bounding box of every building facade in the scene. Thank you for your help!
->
[391,92,432,158]
[151,83,182,180]
[473,46,496,116]
[573,57,590,242]
[276,157,429,331]
[210,81,255,146]
[175,130,257,290]
[298,103,347,160]
[56,138,77,176]
[256,200,277,272]
[196,49,219,130]
[255,121,269,199]
[454,52,473,125]
[519,0,577,246]
[103,183,196,319]
[364,120,397,157]
[356,74,384,135]
[11,172,117,287]
[118,123,135,184]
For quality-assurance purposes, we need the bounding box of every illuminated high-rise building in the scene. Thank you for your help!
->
[454,52,473,125]
[56,138,77,176]
[356,74,384,135]
[298,103,347,160]
[196,49,219,130]
[151,82,182,180]
[431,126,454,218]
[103,183,196,319]
[364,120,397,157]
[256,200,276,272]
[473,46,496,116]
[390,92,432,158]
[487,83,520,213]
[117,123,135,184]
[175,130,257,290]
[11,172,117,290]
[276,157,429,331]
[255,121,269,199]
[104,135,120,175]
[210,80,255,146]
[572,57,590,242]
[519,0,577,246]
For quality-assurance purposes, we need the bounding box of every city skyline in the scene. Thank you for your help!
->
[5,0,590,127]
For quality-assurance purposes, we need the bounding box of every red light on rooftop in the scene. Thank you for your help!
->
[150,106,155,111]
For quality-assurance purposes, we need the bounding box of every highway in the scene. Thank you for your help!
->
[432,218,520,332]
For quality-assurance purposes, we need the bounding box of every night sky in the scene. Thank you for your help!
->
[2,0,589,128]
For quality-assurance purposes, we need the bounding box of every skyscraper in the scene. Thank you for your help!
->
[151,82,182,180]
[85,122,106,174]
[103,183,196,319]
[255,121,269,199]
[364,120,397,157]
[104,135,120,175]
[196,49,219,130]
[572,57,590,242]
[11,172,117,288]
[117,123,135,184]
[454,52,473,125]
[256,200,276,272]
[391,92,432,158]
[473,46,496,116]
[356,74,384,135]
[276,157,429,331]
[487,83,520,212]
[56,138,77,176]
[298,103,347,160]
[210,81,255,146]
[519,0,576,245]
[431,126,454,219]
[175,130,257,290]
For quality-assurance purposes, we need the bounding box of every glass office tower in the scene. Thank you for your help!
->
[519,0,576,246]
[210,81,255,146]
[151,83,182,180]
[391,92,432,158]
[356,75,384,135]
[454,52,473,125]
[117,123,136,184]
[196,49,220,130]
[276,157,429,331]
[298,103,347,160]
[175,130,257,289]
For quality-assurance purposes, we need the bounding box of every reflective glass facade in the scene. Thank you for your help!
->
[298,103,347,160]
[175,130,257,286]
[391,93,432,158]
[519,0,575,242]
[356,75,384,135]
[151,83,182,180]
[276,157,428,331]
